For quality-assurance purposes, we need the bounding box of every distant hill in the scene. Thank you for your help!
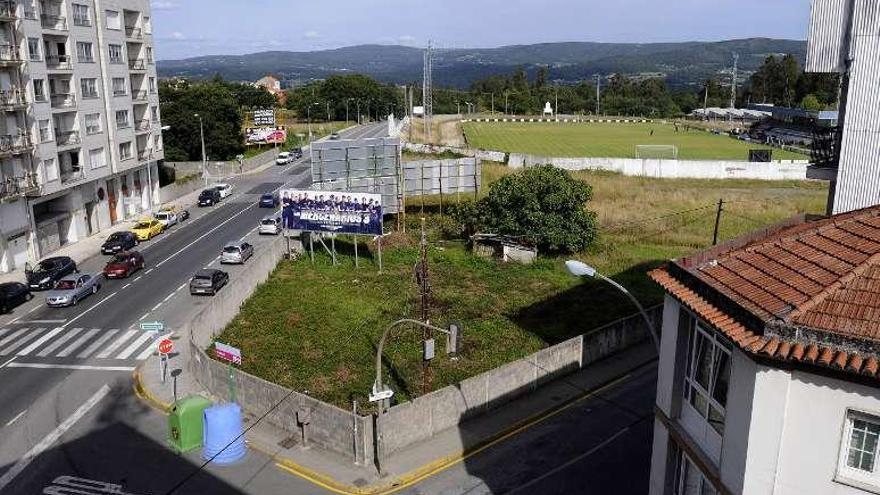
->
[157,38,806,89]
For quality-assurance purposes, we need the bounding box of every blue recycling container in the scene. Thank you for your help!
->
[202,403,247,464]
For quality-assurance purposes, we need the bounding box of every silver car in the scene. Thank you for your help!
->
[259,216,281,235]
[45,274,102,307]
[220,241,254,264]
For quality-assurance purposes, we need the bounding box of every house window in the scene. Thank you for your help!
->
[72,4,90,26]
[80,78,98,99]
[682,312,731,435]
[76,42,93,63]
[89,148,105,169]
[33,79,45,102]
[675,451,718,495]
[119,141,132,160]
[838,411,880,489]
[27,38,40,61]
[115,110,130,129]
[38,119,52,142]
[105,10,120,30]
[84,113,102,135]
[108,44,123,64]
[112,77,127,96]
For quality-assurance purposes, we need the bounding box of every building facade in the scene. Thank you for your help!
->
[648,206,880,495]
[0,0,163,273]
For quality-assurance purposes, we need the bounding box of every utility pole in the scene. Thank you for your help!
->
[712,199,724,245]
[491,92,494,115]
[703,84,709,121]
[554,83,559,122]
[595,75,601,116]
[415,218,432,396]
[730,53,739,109]
[422,40,433,141]
[195,113,207,186]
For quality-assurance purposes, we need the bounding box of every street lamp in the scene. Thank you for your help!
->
[564,260,660,352]
[306,102,320,143]
[194,113,207,187]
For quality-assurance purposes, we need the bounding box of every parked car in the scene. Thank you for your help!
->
[189,269,229,296]
[131,219,164,241]
[275,151,292,165]
[101,231,138,255]
[220,241,254,264]
[45,273,102,307]
[154,210,178,228]
[214,183,233,199]
[0,282,32,314]
[259,193,279,208]
[329,132,341,140]
[292,147,303,159]
[198,188,221,207]
[25,256,78,290]
[259,216,282,235]
[160,204,189,222]
[103,251,145,279]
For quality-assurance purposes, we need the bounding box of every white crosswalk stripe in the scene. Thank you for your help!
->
[0,327,154,361]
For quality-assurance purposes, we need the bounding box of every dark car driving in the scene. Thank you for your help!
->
[189,269,229,296]
[25,256,78,290]
[258,193,279,208]
[0,282,32,314]
[101,231,138,254]
[292,147,303,159]
[198,188,221,207]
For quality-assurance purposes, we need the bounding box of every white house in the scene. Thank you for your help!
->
[648,205,880,495]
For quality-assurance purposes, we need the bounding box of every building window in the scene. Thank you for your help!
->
[89,148,106,169]
[44,158,58,182]
[675,451,718,495]
[84,113,102,135]
[115,110,130,129]
[119,141,132,160]
[108,44,123,64]
[33,79,46,102]
[146,46,153,64]
[150,106,159,122]
[148,76,156,94]
[27,38,41,61]
[76,42,94,63]
[112,77,127,96]
[72,4,90,26]
[105,10,120,30]
[682,312,731,436]
[838,411,880,489]
[80,78,98,99]
[143,16,151,34]
[38,119,52,143]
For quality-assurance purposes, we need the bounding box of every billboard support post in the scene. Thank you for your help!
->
[378,236,383,273]
[331,235,337,266]
[309,232,315,263]
[354,236,359,269]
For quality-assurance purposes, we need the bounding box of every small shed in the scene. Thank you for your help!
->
[470,234,537,264]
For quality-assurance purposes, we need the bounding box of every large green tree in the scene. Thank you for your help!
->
[159,80,244,161]
[285,74,403,121]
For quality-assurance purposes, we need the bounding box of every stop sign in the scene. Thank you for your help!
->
[158,338,173,354]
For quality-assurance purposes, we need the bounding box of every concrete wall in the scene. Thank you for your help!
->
[165,147,279,182]
[379,305,662,458]
[403,142,507,163]
[158,178,204,204]
[508,154,810,181]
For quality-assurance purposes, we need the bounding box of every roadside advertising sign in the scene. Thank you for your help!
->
[215,342,242,365]
[252,108,276,126]
[279,189,383,236]
[245,126,287,145]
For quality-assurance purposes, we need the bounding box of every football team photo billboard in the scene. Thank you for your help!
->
[280,189,383,236]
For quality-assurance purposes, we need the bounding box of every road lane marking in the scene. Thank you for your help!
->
[95,329,136,358]
[177,283,187,291]
[20,319,65,324]
[16,327,64,356]
[0,328,49,355]
[76,329,119,359]
[60,291,118,329]
[115,332,153,360]
[5,410,25,427]
[144,268,154,274]
[0,328,13,339]
[0,384,110,491]
[0,356,15,369]
[121,283,132,289]
[36,328,85,357]
[138,313,149,321]
[134,276,142,282]
[135,344,156,361]
[162,293,175,303]
[151,302,162,311]
[6,363,135,371]
[0,328,30,348]
[156,201,257,268]
[56,328,102,357]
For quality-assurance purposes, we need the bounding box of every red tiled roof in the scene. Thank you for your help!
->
[651,205,880,381]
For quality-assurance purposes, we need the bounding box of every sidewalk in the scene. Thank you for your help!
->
[135,339,657,494]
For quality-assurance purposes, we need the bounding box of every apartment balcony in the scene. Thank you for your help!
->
[50,93,76,110]
[0,1,17,21]
[45,54,73,71]
[134,119,151,134]
[125,26,142,39]
[137,148,153,162]
[41,14,67,30]
[0,88,26,111]
[0,45,23,66]
[0,173,39,202]
[128,59,146,71]
[0,134,33,158]
[132,90,148,102]
[60,167,84,184]
[54,130,80,149]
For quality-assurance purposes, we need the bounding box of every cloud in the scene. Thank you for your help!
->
[151,0,178,11]
[303,31,319,40]
[398,35,416,44]
[170,31,185,40]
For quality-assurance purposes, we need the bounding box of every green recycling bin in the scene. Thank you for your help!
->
[168,395,213,453]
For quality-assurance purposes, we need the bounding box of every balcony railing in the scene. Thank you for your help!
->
[129,59,146,71]
[45,54,73,70]
[0,1,17,20]
[132,90,147,101]
[0,88,25,109]
[0,45,22,63]
[60,168,84,184]
[0,133,33,156]
[50,93,76,109]
[54,130,81,147]
[112,88,127,97]
[137,149,153,162]
[125,26,142,39]
[134,119,151,132]
[41,13,67,30]
[0,173,40,201]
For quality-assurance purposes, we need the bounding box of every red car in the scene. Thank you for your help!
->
[103,251,145,279]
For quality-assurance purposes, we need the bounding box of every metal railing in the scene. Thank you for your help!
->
[0,45,22,62]
[128,59,146,70]
[40,13,67,30]
[60,168,84,184]
[45,54,73,70]
[54,130,80,147]
[50,93,76,109]
[137,149,153,161]
[132,90,148,101]
[0,1,17,20]
[0,134,33,156]
[125,26,142,38]
[0,88,25,108]
[134,119,151,132]
[0,173,39,200]
[112,88,127,97]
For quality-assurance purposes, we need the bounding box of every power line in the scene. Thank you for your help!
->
[603,204,717,232]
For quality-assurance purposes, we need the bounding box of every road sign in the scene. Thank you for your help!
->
[158,338,173,355]
[215,342,242,365]
[369,385,394,403]
[140,321,164,332]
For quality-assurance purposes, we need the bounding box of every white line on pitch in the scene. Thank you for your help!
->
[0,384,110,491]
[6,363,135,372]
[5,410,25,427]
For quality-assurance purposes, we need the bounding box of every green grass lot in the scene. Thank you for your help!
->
[462,121,807,161]
[215,164,827,409]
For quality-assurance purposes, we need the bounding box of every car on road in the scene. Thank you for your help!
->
[198,188,221,207]
[220,241,254,264]
[259,215,282,235]
[275,151,292,165]
[102,251,145,279]
[292,147,303,159]
[101,231,138,255]
[0,282,32,314]
[189,269,229,296]
[258,193,279,208]
[25,256,78,290]
[45,273,102,307]
[131,218,164,241]
[154,210,178,228]
[214,183,233,199]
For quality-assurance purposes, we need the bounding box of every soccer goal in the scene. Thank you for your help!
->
[635,145,679,160]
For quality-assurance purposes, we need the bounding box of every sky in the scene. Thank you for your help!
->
[151,0,813,61]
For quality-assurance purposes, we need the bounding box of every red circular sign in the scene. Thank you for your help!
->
[158,339,173,354]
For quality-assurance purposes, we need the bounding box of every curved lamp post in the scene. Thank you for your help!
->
[565,260,660,352]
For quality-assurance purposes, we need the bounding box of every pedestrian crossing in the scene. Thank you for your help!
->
[0,327,157,361]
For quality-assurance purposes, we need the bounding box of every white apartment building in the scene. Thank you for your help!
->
[0,0,163,273]
[647,205,880,495]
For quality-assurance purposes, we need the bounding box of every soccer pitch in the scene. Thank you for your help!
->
[462,121,807,161]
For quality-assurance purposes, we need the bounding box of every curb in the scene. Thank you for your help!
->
[132,363,172,414]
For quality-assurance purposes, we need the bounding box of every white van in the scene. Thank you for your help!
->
[259,216,282,235]
[275,152,291,165]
